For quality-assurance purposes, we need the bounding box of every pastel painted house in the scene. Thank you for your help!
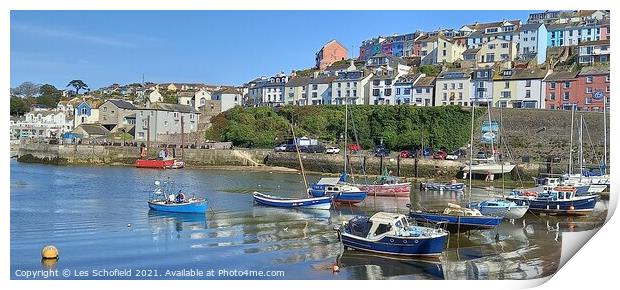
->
[315,40,348,70]
[492,68,548,109]
[578,39,610,65]
[134,103,200,142]
[211,87,243,111]
[517,23,548,64]
[74,100,100,128]
[330,61,373,105]
[543,66,610,111]
[434,69,473,107]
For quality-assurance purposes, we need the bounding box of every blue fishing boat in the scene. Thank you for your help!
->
[506,186,598,216]
[308,174,368,204]
[336,212,449,258]
[252,192,333,210]
[409,203,502,233]
[148,180,207,214]
[421,181,465,191]
[468,199,529,219]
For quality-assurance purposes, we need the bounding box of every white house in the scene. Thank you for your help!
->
[211,87,243,111]
[11,110,73,139]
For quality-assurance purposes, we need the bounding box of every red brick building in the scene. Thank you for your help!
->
[315,40,348,70]
[544,66,610,111]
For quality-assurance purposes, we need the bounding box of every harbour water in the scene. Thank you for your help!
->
[10,160,608,280]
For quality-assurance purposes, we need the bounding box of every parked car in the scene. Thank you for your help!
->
[374,145,390,157]
[446,149,467,160]
[422,148,433,157]
[325,146,341,154]
[274,143,287,152]
[400,150,411,158]
[476,151,487,159]
[433,150,447,160]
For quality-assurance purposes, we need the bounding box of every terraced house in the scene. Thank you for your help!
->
[330,60,373,105]
[546,19,604,47]
[544,66,610,111]
[463,19,521,48]
[517,23,548,64]
[417,34,466,65]
[434,69,472,107]
[578,39,610,65]
[492,68,548,109]
[366,54,411,105]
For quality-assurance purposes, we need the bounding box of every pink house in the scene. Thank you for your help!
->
[315,40,348,70]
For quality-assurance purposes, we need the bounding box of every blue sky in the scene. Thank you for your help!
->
[11,10,534,89]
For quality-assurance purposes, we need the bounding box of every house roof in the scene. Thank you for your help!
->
[495,68,548,80]
[75,124,110,136]
[285,77,312,87]
[309,75,336,84]
[144,102,200,114]
[214,87,242,94]
[463,19,521,31]
[413,76,436,87]
[463,48,481,55]
[579,65,610,76]
[519,23,543,31]
[395,73,422,84]
[106,99,137,110]
[544,70,579,82]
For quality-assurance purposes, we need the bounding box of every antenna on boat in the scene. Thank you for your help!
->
[468,97,475,204]
[568,104,575,175]
[290,123,309,193]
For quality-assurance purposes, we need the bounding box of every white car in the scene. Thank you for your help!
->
[445,154,459,160]
[325,147,341,154]
[274,144,287,152]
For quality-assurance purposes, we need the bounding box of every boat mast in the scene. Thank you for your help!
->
[290,123,309,193]
[500,106,505,196]
[181,115,185,159]
[468,100,475,203]
[146,115,151,159]
[344,90,348,179]
[603,94,607,175]
[487,105,495,162]
[568,105,575,175]
[579,115,583,182]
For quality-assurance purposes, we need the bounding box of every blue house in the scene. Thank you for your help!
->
[73,101,99,128]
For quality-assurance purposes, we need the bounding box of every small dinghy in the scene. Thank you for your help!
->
[148,180,207,214]
[252,192,333,210]
[308,176,368,204]
[468,199,529,219]
[335,212,449,258]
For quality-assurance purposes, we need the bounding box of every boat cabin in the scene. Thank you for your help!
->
[346,212,415,239]
[538,186,578,200]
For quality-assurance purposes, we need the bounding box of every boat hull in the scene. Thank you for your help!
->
[409,212,502,232]
[462,163,516,175]
[136,159,184,169]
[253,192,332,209]
[308,189,367,204]
[339,232,448,258]
[422,183,465,191]
[358,183,411,197]
[148,201,207,214]
[506,195,598,216]
[476,205,528,219]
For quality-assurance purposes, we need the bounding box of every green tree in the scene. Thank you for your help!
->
[12,81,41,98]
[10,95,28,115]
[37,84,62,107]
[161,90,177,104]
[67,80,88,95]
[419,65,441,77]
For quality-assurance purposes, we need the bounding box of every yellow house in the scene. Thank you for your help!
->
[492,67,548,108]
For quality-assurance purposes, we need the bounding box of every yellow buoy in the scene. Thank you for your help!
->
[41,245,59,259]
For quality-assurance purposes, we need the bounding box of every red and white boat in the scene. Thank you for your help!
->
[135,158,185,169]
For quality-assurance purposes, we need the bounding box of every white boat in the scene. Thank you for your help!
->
[468,199,529,219]
[462,160,516,175]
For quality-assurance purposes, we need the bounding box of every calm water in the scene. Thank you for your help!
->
[10,160,608,280]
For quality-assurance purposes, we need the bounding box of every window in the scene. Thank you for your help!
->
[373,89,380,96]
[451,83,455,90]
[488,44,496,49]
[396,88,401,95]
[312,92,318,98]
[586,76,593,83]
[504,81,510,89]
[586,87,593,93]
[385,79,392,85]
[458,83,463,89]
[501,91,511,98]
[442,93,447,101]
[404,88,411,95]
[564,81,570,89]
[486,53,495,62]
[585,98,592,104]
[606,75,610,82]
[549,92,556,100]
[442,50,447,56]
[421,50,427,56]
[458,92,463,100]
[443,84,448,90]
[526,80,532,87]
[416,88,422,94]
[102,107,107,112]
[352,90,357,97]
[501,54,509,60]
[164,121,168,126]
[501,43,509,48]
[347,82,351,88]
[338,83,342,88]
[523,37,528,41]
[563,92,570,100]
[312,84,318,90]
[526,90,531,98]
[426,88,431,93]
[550,82,556,89]
[385,89,392,96]
[373,80,380,86]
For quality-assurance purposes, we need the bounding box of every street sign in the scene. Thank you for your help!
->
[593,91,605,100]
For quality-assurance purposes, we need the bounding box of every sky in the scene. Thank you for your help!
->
[11,10,535,90]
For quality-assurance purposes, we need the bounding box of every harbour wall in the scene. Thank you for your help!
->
[17,143,564,180]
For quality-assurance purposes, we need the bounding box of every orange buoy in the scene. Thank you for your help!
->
[332,265,340,273]
[41,245,59,259]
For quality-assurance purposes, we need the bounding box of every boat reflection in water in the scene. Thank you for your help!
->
[147,210,208,240]
[337,251,445,280]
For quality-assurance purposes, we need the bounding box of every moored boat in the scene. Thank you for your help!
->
[420,181,465,192]
[252,192,333,210]
[468,199,529,219]
[309,176,368,204]
[335,212,449,258]
[408,203,502,233]
[147,180,207,214]
[356,168,411,197]
[136,158,185,169]
[506,186,598,216]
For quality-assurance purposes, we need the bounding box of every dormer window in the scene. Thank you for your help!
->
[503,70,512,76]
